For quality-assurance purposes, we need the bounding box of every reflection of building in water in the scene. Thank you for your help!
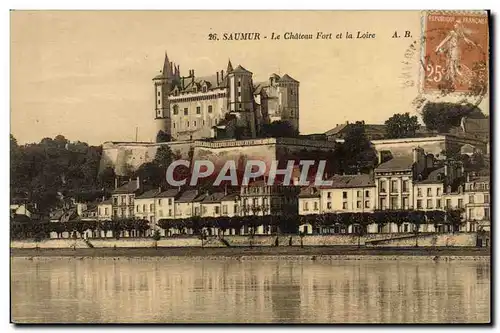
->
[11,259,490,323]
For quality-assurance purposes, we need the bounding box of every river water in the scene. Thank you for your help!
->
[10,257,490,323]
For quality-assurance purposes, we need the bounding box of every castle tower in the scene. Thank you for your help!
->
[153,52,174,141]
[226,63,256,137]
[277,74,300,134]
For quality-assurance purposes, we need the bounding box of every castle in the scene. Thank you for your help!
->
[153,53,300,141]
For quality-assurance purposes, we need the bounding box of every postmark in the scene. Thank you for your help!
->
[421,11,489,97]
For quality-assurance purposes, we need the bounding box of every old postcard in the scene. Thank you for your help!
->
[10,10,490,324]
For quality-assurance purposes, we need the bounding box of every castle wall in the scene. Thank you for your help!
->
[99,141,194,176]
[100,138,338,177]
[371,134,487,160]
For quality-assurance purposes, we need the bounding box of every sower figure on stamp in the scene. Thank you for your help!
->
[435,20,477,86]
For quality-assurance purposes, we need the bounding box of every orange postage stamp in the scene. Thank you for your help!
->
[422,11,489,94]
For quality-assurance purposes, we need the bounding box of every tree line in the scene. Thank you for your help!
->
[11,208,464,241]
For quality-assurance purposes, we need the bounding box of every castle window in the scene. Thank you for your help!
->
[184,108,188,115]
[202,120,205,126]
[187,121,189,127]
[238,92,241,97]
[158,91,161,97]
[237,81,241,87]
[173,123,176,129]
[194,121,197,127]
[238,103,242,109]
[208,105,213,113]
[173,105,179,115]
[196,106,201,114]
[158,99,161,105]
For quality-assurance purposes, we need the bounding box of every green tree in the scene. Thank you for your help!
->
[156,130,171,143]
[261,120,299,138]
[342,121,377,173]
[134,162,163,186]
[421,102,486,133]
[385,112,421,139]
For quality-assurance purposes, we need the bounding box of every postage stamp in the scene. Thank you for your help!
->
[421,11,489,95]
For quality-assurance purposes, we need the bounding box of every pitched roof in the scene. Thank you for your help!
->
[325,123,386,137]
[98,198,112,205]
[176,190,202,203]
[463,117,489,138]
[320,174,375,189]
[221,192,240,201]
[416,167,445,184]
[113,181,141,194]
[325,124,349,136]
[157,188,180,198]
[467,175,490,183]
[298,186,321,198]
[375,156,414,172]
[153,73,166,80]
[202,192,226,203]
[231,65,252,74]
[136,189,161,199]
[278,73,298,83]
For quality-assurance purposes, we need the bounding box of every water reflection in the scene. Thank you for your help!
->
[11,258,490,323]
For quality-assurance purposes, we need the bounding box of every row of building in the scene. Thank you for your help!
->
[58,146,490,236]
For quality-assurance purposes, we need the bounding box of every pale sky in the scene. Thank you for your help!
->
[10,11,489,145]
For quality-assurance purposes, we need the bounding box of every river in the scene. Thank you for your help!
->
[10,257,490,323]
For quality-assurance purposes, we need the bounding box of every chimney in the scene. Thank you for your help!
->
[378,151,383,165]
[444,163,449,177]
[102,196,105,202]
[224,184,228,196]
[221,70,224,81]
[412,147,419,164]
[114,177,118,189]
[217,71,220,85]
[158,186,162,193]
[346,121,349,124]
[136,176,140,189]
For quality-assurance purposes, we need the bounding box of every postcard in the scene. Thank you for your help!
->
[10,10,490,324]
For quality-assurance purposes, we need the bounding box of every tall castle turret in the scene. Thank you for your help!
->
[276,74,300,133]
[153,52,179,142]
[226,61,256,138]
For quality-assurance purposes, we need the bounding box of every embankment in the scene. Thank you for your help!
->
[10,232,480,250]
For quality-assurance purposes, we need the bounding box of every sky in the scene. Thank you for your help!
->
[10,10,489,145]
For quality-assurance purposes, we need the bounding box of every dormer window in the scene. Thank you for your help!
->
[202,85,207,93]
[193,86,197,93]
[172,105,179,115]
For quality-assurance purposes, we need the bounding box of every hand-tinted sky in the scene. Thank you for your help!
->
[11,11,489,145]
